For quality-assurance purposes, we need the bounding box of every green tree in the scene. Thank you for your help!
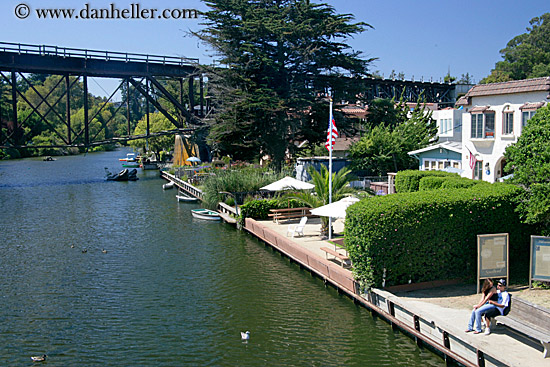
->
[286,165,354,236]
[130,112,176,160]
[504,105,550,234]
[364,98,398,130]
[350,96,436,175]
[481,13,550,83]
[194,0,374,168]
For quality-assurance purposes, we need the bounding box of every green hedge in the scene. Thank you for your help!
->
[419,176,484,191]
[395,170,458,192]
[239,198,304,222]
[345,183,531,288]
[441,177,480,189]
[419,176,446,191]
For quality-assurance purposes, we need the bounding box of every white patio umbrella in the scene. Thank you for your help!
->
[186,157,201,163]
[260,176,314,191]
[310,196,360,219]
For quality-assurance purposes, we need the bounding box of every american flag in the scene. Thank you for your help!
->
[469,150,476,170]
[325,115,339,151]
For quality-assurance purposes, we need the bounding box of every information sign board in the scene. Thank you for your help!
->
[530,236,550,288]
[477,233,509,293]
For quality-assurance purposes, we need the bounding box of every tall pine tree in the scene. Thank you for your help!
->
[194,0,374,168]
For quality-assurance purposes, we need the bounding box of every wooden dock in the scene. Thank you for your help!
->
[244,217,549,367]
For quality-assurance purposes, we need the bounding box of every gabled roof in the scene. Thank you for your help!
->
[408,141,462,156]
[333,136,360,151]
[464,77,550,98]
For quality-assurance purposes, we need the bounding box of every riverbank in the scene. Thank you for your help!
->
[245,216,549,367]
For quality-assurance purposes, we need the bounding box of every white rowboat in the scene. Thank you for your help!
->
[191,209,221,220]
[176,193,198,202]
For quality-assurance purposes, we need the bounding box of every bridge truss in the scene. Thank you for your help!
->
[0,42,209,149]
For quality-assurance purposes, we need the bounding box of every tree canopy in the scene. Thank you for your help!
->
[130,112,175,159]
[481,13,550,83]
[349,97,437,176]
[194,0,375,168]
[504,105,550,234]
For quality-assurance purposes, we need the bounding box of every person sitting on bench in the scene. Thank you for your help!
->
[466,278,497,334]
[481,279,510,335]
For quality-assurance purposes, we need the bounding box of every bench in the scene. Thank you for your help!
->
[320,246,350,268]
[268,207,317,223]
[489,295,550,358]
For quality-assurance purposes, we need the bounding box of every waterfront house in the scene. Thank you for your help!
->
[408,107,464,172]
[456,77,549,182]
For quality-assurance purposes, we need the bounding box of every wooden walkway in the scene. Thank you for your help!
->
[247,218,549,367]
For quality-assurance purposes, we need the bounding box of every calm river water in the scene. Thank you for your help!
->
[0,149,444,366]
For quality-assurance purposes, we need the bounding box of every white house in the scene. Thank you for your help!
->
[456,77,549,182]
[408,107,464,172]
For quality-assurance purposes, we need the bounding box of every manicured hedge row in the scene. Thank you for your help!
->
[239,198,304,221]
[419,176,483,191]
[395,170,458,192]
[345,183,531,288]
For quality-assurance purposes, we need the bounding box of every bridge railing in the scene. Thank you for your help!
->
[0,41,199,66]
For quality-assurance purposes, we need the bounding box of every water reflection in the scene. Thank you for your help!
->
[0,149,444,366]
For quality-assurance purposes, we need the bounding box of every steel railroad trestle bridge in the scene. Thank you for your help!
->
[0,42,461,150]
[0,42,209,149]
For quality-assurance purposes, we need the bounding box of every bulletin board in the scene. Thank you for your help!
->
[530,236,550,288]
[477,233,509,293]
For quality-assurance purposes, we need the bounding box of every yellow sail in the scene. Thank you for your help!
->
[173,135,199,166]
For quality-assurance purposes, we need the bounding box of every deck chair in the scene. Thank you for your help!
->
[287,216,308,237]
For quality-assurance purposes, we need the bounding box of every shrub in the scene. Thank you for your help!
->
[395,170,457,192]
[238,198,304,225]
[440,177,479,189]
[418,176,446,191]
[345,183,532,289]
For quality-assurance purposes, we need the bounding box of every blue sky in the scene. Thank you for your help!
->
[1,0,548,98]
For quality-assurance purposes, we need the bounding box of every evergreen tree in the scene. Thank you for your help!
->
[193,0,374,168]
[350,95,436,175]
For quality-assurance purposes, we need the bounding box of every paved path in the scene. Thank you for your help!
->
[257,218,549,366]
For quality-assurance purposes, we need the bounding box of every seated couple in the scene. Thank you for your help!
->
[466,278,510,335]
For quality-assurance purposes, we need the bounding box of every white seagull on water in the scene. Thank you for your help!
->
[31,354,47,362]
[241,331,250,340]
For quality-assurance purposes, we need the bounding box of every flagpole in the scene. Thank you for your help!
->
[328,97,333,241]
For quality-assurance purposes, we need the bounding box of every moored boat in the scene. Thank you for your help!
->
[140,161,158,170]
[191,209,221,220]
[119,153,137,162]
[122,162,140,168]
[176,192,199,202]
[105,168,138,181]
[162,181,175,190]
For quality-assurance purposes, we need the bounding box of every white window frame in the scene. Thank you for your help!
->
[503,111,514,135]
[439,118,453,137]
[522,110,536,128]
[471,113,495,139]
[474,161,483,180]
[423,159,461,171]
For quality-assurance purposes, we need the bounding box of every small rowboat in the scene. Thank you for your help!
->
[163,182,175,190]
[191,209,221,220]
[176,192,199,202]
